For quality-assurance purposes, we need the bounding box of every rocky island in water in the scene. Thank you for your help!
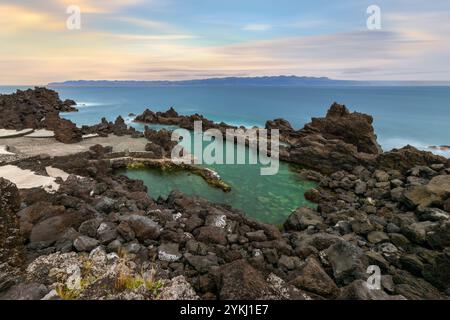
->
[0,87,449,300]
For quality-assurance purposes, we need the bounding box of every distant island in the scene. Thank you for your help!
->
[48,76,450,87]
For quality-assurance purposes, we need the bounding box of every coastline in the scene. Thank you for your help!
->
[0,87,449,300]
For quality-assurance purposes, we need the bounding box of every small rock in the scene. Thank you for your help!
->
[184,253,219,273]
[417,207,450,222]
[117,221,136,241]
[278,255,295,271]
[290,257,339,298]
[158,243,182,262]
[390,179,404,188]
[94,197,116,213]
[390,187,405,202]
[120,215,161,241]
[194,226,227,245]
[284,207,324,231]
[386,223,401,234]
[123,242,142,254]
[354,181,367,195]
[205,214,227,228]
[0,283,48,300]
[245,230,267,242]
[367,231,389,244]
[374,170,390,182]
[389,233,410,247]
[73,235,99,252]
[400,254,424,277]
[96,222,118,244]
[79,218,102,238]
[106,239,122,253]
[402,221,438,244]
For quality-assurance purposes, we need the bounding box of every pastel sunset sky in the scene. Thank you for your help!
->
[1,0,450,84]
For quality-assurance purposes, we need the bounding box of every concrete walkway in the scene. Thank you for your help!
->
[25,129,55,138]
[0,129,34,138]
[0,165,59,192]
[0,134,148,157]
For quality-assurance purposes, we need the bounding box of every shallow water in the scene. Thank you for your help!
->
[117,134,317,224]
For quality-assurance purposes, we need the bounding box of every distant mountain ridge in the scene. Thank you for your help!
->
[48,76,450,87]
[49,76,358,87]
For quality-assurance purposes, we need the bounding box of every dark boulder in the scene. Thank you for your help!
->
[290,257,339,298]
[216,260,275,299]
[324,240,368,285]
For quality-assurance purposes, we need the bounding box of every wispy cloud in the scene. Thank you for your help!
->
[289,19,327,29]
[101,33,197,41]
[55,0,144,13]
[1,1,450,84]
[0,4,62,32]
[112,16,172,30]
[242,24,272,31]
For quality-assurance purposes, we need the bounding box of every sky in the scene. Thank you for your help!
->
[1,0,450,84]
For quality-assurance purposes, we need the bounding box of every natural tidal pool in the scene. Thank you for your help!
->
[118,128,316,225]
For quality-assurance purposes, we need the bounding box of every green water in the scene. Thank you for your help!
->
[119,129,316,225]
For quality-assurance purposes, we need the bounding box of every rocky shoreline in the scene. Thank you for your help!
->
[0,88,449,300]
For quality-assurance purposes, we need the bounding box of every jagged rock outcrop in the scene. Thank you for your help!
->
[0,87,77,130]
[265,118,294,134]
[134,107,237,133]
[284,103,382,173]
[288,134,377,174]
[377,145,450,173]
[300,103,382,154]
[81,116,142,138]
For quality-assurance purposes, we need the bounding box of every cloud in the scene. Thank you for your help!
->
[1,1,450,84]
[2,27,449,84]
[112,16,172,30]
[97,33,197,41]
[55,0,144,13]
[289,19,327,29]
[0,4,63,32]
[242,24,272,31]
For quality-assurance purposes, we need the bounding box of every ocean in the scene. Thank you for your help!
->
[1,85,449,223]
[2,85,449,154]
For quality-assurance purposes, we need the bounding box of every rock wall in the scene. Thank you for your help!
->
[0,178,25,292]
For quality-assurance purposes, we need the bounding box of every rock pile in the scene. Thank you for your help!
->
[266,103,382,173]
[0,87,77,130]
[299,157,450,298]
[0,142,448,299]
[81,116,143,138]
[134,107,237,132]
